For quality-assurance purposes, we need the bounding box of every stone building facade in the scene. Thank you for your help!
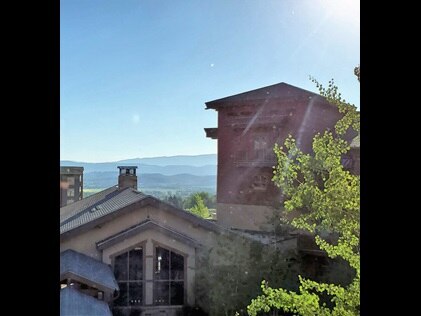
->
[205,82,358,231]
[60,167,232,315]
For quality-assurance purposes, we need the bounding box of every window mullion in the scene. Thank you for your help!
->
[169,250,172,280]
[127,252,130,306]
[168,250,171,305]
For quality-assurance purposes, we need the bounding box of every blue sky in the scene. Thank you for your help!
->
[61,0,360,162]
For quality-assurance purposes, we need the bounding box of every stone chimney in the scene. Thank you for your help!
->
[117,166,138,190]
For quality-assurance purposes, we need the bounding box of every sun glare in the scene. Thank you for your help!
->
[320,0,360,27]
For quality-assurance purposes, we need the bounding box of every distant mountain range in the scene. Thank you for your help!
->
[84,172,215,190]
[61,154,217,175]
[62,154,216,167]
[117,154,216,166]
[61,154,217,195]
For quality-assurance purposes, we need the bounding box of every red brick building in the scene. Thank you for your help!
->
[205,82,358,231]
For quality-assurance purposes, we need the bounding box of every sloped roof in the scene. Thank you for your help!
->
[60,287,112,316]
[205,82,319,109]
[60,249,118,292]
[60,186,148,234]
[60,186,224,237]
[60,186,120,221]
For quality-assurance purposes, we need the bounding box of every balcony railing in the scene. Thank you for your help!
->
[234,150,276,167]
[224,114,290,127]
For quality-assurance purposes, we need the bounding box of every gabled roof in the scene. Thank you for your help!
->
[205,82,319,109]
[96,219,202,250]
[60,249,119,292]
[60,186,225,238]
[60,186,148,234]
[60,186,121,221]
[60,287,112,316]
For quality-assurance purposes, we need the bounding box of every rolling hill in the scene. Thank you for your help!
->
[83,171,215,190]
[60,154,217,175]
[61,154,217,197]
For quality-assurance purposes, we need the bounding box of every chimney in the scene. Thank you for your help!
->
[117,166,138,190]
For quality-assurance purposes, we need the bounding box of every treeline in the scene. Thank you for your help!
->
[162,191,216,210]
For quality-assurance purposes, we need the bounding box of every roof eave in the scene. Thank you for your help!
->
[60,196,151,239]
[204,82,320,109]
[60,195,225,240]
[60,271,118,293]
[204,127,218,139]
[96,219,202,250]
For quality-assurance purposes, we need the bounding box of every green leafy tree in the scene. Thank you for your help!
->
[247,76,360,316]
[189,194,211,219]
[184,191,216,209]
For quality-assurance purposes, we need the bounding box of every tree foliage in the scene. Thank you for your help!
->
[189,194,211,219]
[247,77,360,316]
[163,193,184,209]
[354,66,360,82]
[196,233,299,316]
[163,191,216,210]
[184,191,216,209]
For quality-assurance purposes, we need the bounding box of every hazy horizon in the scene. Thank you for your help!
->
[60,153,217,164]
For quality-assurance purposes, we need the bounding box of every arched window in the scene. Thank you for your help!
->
[154,246,185,305]
[113,247,143,306]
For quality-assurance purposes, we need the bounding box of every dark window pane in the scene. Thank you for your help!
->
[170,251,184,280]
[154,281,169,305]
[170,281,184,305]
[155,247,169,280]
[114,253,128,281]
[115,282,128,306]
[111,308,126,316]
[129,282,143,306]
[129,248,143,280]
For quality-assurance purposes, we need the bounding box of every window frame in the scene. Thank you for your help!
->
[152,241,187,306]
[111,242,146,307]
[67,188,75,197]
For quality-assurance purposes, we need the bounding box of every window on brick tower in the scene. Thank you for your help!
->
[254,136,268,160]
[235,150,247,162]
[252,175,269,191]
